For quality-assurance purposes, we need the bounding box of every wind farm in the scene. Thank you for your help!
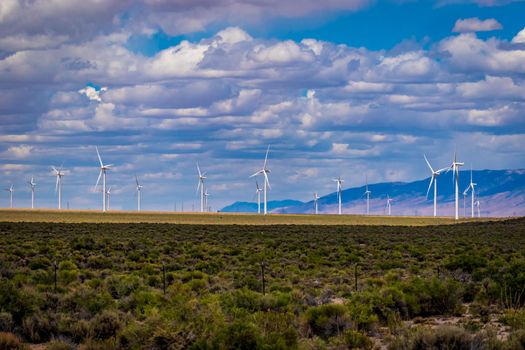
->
[1,1,525,349]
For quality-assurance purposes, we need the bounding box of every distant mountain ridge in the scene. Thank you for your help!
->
[221,169,525,217]
[220,199,304,213]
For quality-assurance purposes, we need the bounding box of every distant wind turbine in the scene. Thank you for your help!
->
[52,165,65,209]
[255,181,262,214]
[332,176,343,215]
[29,177,36,209]
[95,147,113,212]
[250,145,271,215]
[386,195,393,216]
[135,176,143,211]
[475,199,480,218]
[463,167,477,218]
[363,176,371,215]
[106,186,112,211]
[314,192,320,215]
[204,189,210,212]
[448,151,464,220]
[5,185,14,208]
[196,163,207,213]
[424,155,448,217]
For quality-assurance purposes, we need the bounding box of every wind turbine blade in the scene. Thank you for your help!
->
[424,154,434,173]
[196,180,201,194]
[197,163,202,177]
[96,146,103,167]
[51,166,58,174]
[426,176,433,199]
[264,172,271,190]
[263,144,270,169]
[95,170,102,188]
[250,170,263,178]
[135,175,139,186]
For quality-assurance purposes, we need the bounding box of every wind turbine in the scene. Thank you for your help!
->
[28,177,36,209]
[255,181,262,214]
[314,192,320,215]
[363,176,371,215]
[204,190,210,212]
[475,199,480,218]
[463,167,477,218]
[462,191,467,218]
[386,195,393,216]
[5,185,14,208]
[52,165,65,209]
[196,163,207,213]
[106,187,112,211]
[424,155,448,217]
[448,151,464,220]
[135,176,143,211]
[250,145,271,215]
[332,177,343,215]
[95,147,113,212]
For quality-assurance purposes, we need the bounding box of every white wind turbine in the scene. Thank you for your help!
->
[363,176,371,215]
[204,189,210,212]
[255,180,262,214]
[463,167,477,218]
[386,195,393,216]
[475,199,480,218]
[196,163,207,213]
[332,176,344,215]
[95,146,113,212]
[424,155,448,217]
[5,185,14,208]
[250,145,271,215]
[448,151,464,220]
[135,176,143,211]
[106,186,112,211]
[314,192,320,215]
[28,177,36,209]
[52,165,65,209]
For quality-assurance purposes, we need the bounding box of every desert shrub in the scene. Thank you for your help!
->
[305,304,349,339]
[0,282,38,324]
[0,332,28,350]
[45,339,75,350]
[502,329,525,350]
[79,338,117,350]
[0,312,13,332]
[212,321,259,350]
[61,286,114,316]
[344,330,373,349]
[105,275,141,299]
[347,299,379,332]
[90,310,123,340]
[401,277,464,317]
[29,256,51,270]
[501,308,525,330]
[22,311,58,343]
[221,288,262,313]
[388,326,476,350]
[120,290,162,318]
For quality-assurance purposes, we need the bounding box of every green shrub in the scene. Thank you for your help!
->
[0,282,38,324]
[22,311,57,343]
[0,312,13,332]
[0,332,28,350]
[344,330,373,349]
[90,310,123,340]
[305,304,349,339]
[213,321,259,350]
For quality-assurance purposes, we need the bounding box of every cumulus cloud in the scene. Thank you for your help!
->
[512,27,525,43]
[79,86,108,102]
[452,18,503,33]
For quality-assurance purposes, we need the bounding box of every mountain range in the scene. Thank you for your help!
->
[220,169,525,217]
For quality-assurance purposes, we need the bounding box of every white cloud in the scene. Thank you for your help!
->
[512,27,525,43]
[79,86,108,102]
[6,145,33,158]
[452,18,502,33]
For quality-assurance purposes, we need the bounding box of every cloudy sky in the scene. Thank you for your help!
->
[1,0,524,211]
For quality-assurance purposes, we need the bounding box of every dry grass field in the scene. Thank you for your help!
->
[0,209,499,226]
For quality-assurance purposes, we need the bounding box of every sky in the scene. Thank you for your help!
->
[1,0,524,211]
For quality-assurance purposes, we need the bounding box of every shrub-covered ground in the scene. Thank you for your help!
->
[0,219,524,349]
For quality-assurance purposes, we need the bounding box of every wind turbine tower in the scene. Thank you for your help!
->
[464,168,477,218]
[314,192,320,215]
[449,152,464,220]
[135,176,143,211]
[386,195,393,216]
[250,145,271,215]
[95,147,113,212]
[5,185,14,208]
[332,177,344,215]
[196,163,207,213]
[29,177,36,209]
[106,187,112,211]
[363,176,371,215]
[255,181,262,214]
[52,165,65,209]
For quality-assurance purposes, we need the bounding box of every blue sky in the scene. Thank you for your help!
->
[0,0,524,211]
